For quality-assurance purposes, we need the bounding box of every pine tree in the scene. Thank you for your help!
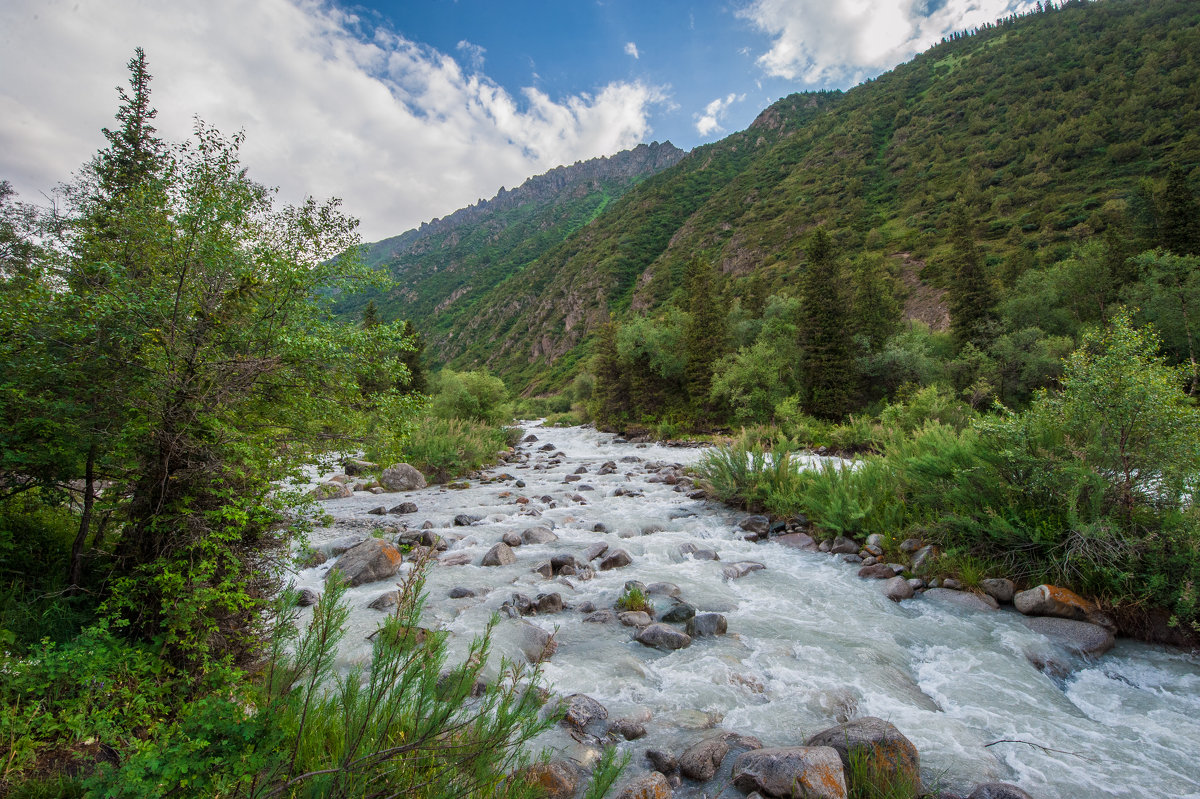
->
[589,316,630,429]
[1158,164,1200,256]
[798,228,854,419]
[946,203,998,350]
[397,320,428,395]
[361,299,380,329]
[683,258,725,409]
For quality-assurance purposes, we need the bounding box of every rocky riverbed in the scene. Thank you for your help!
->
[292,422,1200,799]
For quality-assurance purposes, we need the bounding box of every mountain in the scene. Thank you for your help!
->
[359,0,1200,395]
[334,141,685,346]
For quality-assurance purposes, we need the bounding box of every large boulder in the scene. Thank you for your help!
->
[523,526,558,544]
[678,735,732,782]
[881,576,914,602]
[527,760,584,799]
[1021,616,1115,656]
[775,532,818,550]
[686,613,727,637]
[309,481,352,500]
[481,542,517,566]
[328,538,402,587]
[635,623,692,651]
[379,463,427,492]
[615,771,672,799]
[517,621,557,663]
[600,549,634,570]
[979,577,1015,604]
[732,746,847,799]
[1013,584,1115,631]
[739,515,771,535]
[722,561,766,580]
[804,717,920,797]
[343,458,379,476]
[562,693,608,730]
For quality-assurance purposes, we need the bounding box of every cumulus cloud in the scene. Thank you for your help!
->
[695,92,744,137]
[0,0,667,240]
[740,0,1035,85]
[456,39,486,72]
[625,41,639,59]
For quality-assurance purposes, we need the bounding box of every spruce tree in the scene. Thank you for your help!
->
[798,228,854,419]
[683,258,725,410]
[1158,164,1200,256]
[946,203,998,350]
[589,316,629,429]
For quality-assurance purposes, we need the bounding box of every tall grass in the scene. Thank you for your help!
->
[401,417,512,483]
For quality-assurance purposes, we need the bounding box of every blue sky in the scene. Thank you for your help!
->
[0,0,1032,241]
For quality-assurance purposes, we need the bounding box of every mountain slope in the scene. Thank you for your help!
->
[334,141,685,341]
[366,0,1200,394]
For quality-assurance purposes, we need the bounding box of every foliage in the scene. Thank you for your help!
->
[798,228,855,419]
[84,566,557,798]
[614,584,652,613]
[429,369,511,426]
[401,416,511,483]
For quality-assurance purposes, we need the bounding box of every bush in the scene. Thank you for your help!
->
[430,369,511,425]
[402,417,510,483]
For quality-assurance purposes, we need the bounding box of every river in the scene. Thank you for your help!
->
[294,422,1200,799]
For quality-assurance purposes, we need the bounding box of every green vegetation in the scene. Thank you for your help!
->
[614,584,652,614]
[699,312,1200,635]
[0,52,560,795]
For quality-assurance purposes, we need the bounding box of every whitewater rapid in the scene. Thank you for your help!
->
[294,422,1200,799]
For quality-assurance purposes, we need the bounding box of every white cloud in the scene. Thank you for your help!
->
[456,39,486,72]
[740,0,1035,85]
[0,0,667,241]
[695,92,744,137]
[624,41,639,59]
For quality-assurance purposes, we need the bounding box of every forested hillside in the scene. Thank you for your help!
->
[363,0,1199,411]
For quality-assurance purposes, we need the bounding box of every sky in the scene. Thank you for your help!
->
[0,0,1033,242]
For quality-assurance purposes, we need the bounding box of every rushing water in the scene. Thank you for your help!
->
[294,422,1200,799]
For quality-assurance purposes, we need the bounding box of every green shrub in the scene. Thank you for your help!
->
[402,417,510,482]
[615,585,652,613]
[430,369,511,425]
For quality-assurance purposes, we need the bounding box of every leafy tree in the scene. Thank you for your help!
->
[1125,250,1200,395]
[798,229,854,419]
[430,369,509,425]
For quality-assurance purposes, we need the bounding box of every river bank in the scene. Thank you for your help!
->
[298,422,1200,799]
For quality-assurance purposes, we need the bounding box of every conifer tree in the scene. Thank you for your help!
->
[946,203,998,350]
[798,228,854,419]
[589,316,629,428]
[683,258,725,409]
[1158,164,1200,256]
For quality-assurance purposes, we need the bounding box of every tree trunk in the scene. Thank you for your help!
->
[68,441,97,590]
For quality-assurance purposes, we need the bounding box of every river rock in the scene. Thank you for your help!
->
[518,621,556,663]
[645,750,677,774]
[367,506,387,515]
[615,771,672,799]
[1021,616,1115,656]
[775,532,817,550]
[859,564,897,580]
[679,543,719,560]
[740,515,771,535]
[609,717,648,740]
[296,587,319,607]
[722,561,766,580]
[620,611,653,627]
[829,536,859,555]
[678,735,732,781]
[536,593,564,614]
[586,541,610,560]
[379,463,426,492]
[532,561,553,578]
[804,717,920,796]
[343,458,379,476]
[660,601,696,623]
[328,538,402,587]
[899,538,923,553]
[731,746,847,799]
[646,582,681,597]
[448,586,475,599]
[501,531,523,547]
[389,501,418,514]
[1014,584,1115,631]
[686,613,727,637]
[438,552,472,567]
[551,554,578,573]
[980,578,1015,604]
[600,549,633,570]
[523,526,558,544]
[368,590,401,610]
[924,588,999,612]
[563,693,608,730]
[481,542,516,566]
[584,609,617,623]
[636,623,692,651]
[968,784,1033,799]
[527,760,584,799]
[881,576,914,602]
[454,513,483,526]
[310,481,353,500]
